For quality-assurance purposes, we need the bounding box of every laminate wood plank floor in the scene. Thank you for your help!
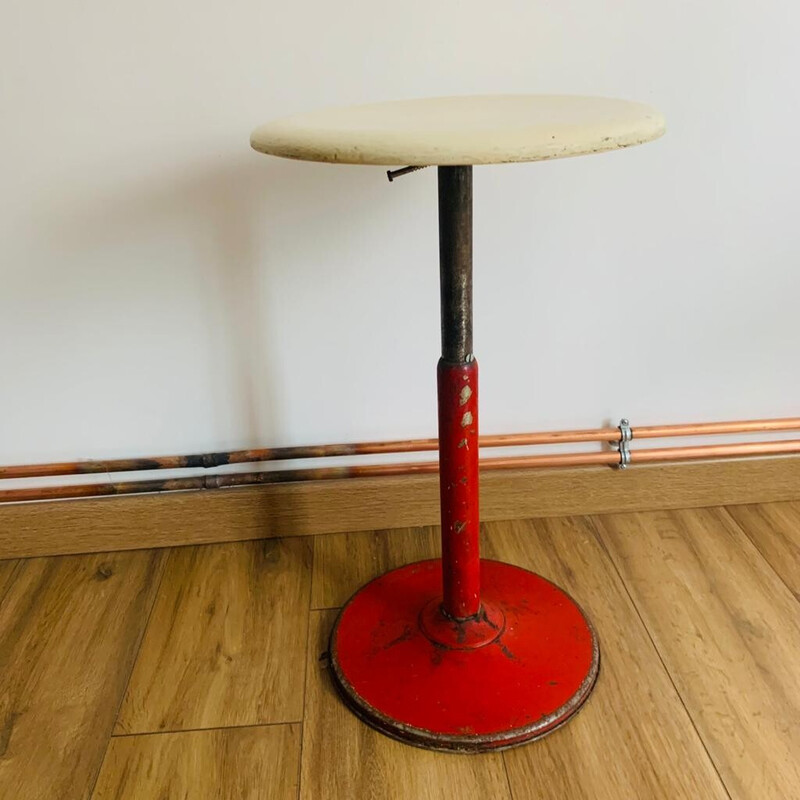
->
[726,500,800,598]
[0,501,797,799]
[0,551,164,800]
[92,724,300,800]
[595,507,800,800]
[0,558,20,602]
[115,538,312,734]
[311,525,439,609]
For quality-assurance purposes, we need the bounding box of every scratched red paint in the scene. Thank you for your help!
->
[331,558,598,745]
[438,359,480,619]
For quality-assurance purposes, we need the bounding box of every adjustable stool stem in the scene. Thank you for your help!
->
[437,166,480,620]
[438,166,473,364]
[325,160,600,751]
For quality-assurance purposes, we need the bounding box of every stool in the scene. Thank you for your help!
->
[251,95,665,752]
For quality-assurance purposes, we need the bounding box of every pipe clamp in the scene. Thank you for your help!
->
[617,418,632,469]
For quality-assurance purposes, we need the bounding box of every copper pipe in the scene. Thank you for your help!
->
[0,478,207,503]
[481,451,619,469]
[634,417,800,439]
[477,429,618,447]
[2,439,799,505]
[0,445,431,480]
[8,416,800,481]
[0,428,620,480]
[629,439,800,463]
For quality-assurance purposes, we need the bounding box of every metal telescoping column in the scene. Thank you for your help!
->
[437,166,480,620]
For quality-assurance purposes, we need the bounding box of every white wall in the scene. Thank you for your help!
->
[2,0,799,472]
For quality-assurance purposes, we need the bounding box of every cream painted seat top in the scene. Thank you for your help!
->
[250,95,665,167]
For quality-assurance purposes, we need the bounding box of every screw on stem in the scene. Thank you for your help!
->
[387,165,429,182]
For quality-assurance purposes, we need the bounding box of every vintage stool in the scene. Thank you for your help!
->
[251,95,665,752]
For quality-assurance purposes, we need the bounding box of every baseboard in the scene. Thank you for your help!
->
[1,455,799,560]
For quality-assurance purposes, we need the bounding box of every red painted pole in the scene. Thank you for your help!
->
[438,359,481,618]
[438,165,480,620]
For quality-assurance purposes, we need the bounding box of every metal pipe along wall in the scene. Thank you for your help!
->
[1,435,800,504]
[2,417,798,482]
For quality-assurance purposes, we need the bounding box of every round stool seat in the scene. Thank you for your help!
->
[250,94,665,166]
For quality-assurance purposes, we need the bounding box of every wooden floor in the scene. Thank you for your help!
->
[1,502,799,799]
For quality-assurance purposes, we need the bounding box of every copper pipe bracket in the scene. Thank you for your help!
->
[616,418,632,469]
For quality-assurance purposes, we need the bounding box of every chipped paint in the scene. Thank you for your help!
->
[438,358,480,619]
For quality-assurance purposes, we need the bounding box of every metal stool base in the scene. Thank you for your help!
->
[329,558,599,753]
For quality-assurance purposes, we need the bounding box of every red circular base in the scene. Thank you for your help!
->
[329,559,599,752]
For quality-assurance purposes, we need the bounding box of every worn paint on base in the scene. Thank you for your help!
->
[329,558,599,752]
